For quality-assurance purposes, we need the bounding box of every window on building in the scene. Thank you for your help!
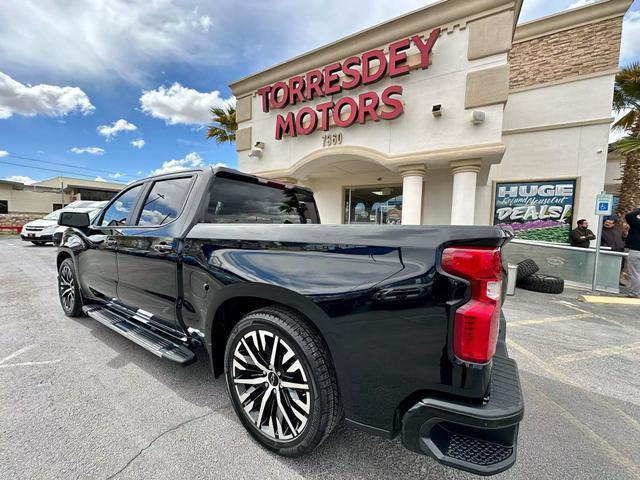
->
[205,176,319,224]
[52,203,65,211]
[99,184,143,227]
[75,188,118,202]
[344,186,403,224]
[0,200,8,214]
[137,177,192,226]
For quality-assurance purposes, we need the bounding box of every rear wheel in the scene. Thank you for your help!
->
[224,306,341,456]
[58,259,83,317]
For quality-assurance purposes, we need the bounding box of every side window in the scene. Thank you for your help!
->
[205,176,319,224]
[100,184,143,227]
[137,177,192,226]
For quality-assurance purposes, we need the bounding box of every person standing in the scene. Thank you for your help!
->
[625,208,640,298]
[570,219,596,248]
[602,218,628,285]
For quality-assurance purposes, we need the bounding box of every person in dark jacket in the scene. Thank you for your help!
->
[570,219,596,248]
[601,218,627,251]
[602,218,628,284]
[625,208,640,298]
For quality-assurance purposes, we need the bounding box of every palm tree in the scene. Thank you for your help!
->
[612,63,640,219]
[206,105,237,144]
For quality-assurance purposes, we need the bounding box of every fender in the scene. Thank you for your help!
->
[199,282,336,377]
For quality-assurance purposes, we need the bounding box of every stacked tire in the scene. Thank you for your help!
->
[515,259,564,294]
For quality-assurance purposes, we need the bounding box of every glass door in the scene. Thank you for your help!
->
[344,186,403,224]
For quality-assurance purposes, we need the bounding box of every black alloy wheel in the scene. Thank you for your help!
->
[58,258,83,317]
[224,306,341,456]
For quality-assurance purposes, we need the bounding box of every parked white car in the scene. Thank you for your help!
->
[20,201,107,246]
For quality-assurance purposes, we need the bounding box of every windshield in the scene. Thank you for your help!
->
[43,210,63,220]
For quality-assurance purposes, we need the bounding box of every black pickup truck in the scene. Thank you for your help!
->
[56,166,523,476]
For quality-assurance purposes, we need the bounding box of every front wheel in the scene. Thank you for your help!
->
[224,306,341,456]
[58,258,83,317]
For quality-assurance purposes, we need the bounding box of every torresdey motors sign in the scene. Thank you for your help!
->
[256,28,441,139]
[493,180,576,243]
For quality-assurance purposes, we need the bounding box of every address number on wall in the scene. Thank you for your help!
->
[322,133,343,147]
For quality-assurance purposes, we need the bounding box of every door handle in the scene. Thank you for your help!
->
[153,242,173,253]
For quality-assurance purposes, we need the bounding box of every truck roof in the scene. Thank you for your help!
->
[135,166,313,193]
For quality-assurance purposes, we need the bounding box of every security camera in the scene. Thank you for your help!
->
[470,110,485,124]
[249,142,265,159]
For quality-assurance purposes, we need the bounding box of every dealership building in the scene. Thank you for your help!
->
[230,0,631,242]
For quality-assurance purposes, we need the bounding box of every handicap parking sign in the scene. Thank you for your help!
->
[595,194,613,216]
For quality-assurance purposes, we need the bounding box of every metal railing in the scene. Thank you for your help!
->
[503,239,626,293]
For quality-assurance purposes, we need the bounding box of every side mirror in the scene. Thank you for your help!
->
[58,211,90,228]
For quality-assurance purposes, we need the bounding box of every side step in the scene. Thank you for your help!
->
[83,305,195,366]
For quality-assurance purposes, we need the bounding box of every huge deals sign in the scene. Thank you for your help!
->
[256,28,441,140]
[493,180,577,243]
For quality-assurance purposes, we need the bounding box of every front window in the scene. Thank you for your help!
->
[100,184,143,227]
[206,176,319,224]
[344,186,403,224]
[137,177,192,226]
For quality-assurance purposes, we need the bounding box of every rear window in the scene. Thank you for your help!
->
[205,176,319,224]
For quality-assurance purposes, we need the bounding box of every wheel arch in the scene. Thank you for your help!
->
[56,248,74,270]
[205,283,335,379]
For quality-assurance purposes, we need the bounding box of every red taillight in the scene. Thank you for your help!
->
[441,246,503,364]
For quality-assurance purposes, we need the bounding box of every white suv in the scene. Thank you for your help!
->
[21,201,107,246]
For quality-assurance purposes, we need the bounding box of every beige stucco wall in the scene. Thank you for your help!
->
[34,176,124,191]
[0,187,74,214]
[475,74,615,229]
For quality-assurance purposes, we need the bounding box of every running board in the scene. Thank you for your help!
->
[83,305,196,366]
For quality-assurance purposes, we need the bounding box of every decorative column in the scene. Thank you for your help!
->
[399,165,426,225]
[450,159,482,225]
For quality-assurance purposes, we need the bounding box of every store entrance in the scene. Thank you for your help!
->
[344,186,403,224]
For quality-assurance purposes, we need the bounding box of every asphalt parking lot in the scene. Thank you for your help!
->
[1,236,639,480]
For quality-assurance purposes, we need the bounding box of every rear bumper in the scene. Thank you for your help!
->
[401,355,524,476]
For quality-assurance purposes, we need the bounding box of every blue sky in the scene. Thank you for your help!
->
[0,0,638,185]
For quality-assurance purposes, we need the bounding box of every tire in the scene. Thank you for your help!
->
[58,258,83,317]
[518,273,564,294]
[224,306,341,457]
[516,258,539,282]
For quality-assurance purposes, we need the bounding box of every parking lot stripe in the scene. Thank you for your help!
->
[0,345,35,364]
[509,313,591,327]
[0,360,61,369]
[550,342,640,364]
[552,300,624,327]
[523,378,640,480]
[508,339,640,435]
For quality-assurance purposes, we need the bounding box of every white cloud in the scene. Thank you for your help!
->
[140,82,234,125]
[150,152,229,176]
[567,0,597,9]
[131,138,145,149]
[70,146,105,155]
[0,71,94,119]
[95,176,107,182]
[0,1,233,83]
[151,152,204,175]
[621,11,640,64]
[192,15,212,32]
[97,119,137,139]
[4,175,36,185]
[0,150,8,157]
[109,172,124,179]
